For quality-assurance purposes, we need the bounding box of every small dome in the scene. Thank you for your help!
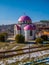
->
[18,15,32,24]
[24,24,36,30]
[16,24,21,30]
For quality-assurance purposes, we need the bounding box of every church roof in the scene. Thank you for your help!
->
[16,24,21,30]
[24,24,36,30]
[18,15,32,23]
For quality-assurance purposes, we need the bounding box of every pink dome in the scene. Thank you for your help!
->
[16,24,21,30]
[24,25,36,30]
[18,16,32,23]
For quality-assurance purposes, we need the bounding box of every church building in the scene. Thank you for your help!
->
[14,15,36,41]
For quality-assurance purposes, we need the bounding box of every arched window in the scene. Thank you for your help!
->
[30,30,32,36]
[25,21,27,24]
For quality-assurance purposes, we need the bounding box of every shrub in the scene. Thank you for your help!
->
[15,34,25,43]
[36,38,43,44]
[0,34,5,42]
[0,32,8,42]
[41,35,48,41]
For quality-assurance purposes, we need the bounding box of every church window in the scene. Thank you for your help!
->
[30,30,32,36]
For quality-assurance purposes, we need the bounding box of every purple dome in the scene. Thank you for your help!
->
[24,24,36,30]
[18,16,32,23]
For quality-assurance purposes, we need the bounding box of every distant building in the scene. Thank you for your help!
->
[35,22,49,37]
[0,24,14,37]
[35,22,49,31]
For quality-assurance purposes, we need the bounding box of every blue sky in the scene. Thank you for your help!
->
[0,0,49,25]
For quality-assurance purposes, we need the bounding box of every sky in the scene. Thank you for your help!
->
[0,0,49,25]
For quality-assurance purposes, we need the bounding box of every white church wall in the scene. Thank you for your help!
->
[14,25,16,37]
[14,25,21,37]
[24,30,29,41]
[20,24,27,36]
[28,30,34,40]
[24,30,36,41]
[16,30,20,34]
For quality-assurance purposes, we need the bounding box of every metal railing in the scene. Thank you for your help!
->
[0,45,49,59]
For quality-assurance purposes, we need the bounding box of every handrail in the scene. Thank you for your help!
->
[0,47,49,58]
[0,45,48,53]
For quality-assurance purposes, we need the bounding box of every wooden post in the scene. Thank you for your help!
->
[29,43,30,60]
